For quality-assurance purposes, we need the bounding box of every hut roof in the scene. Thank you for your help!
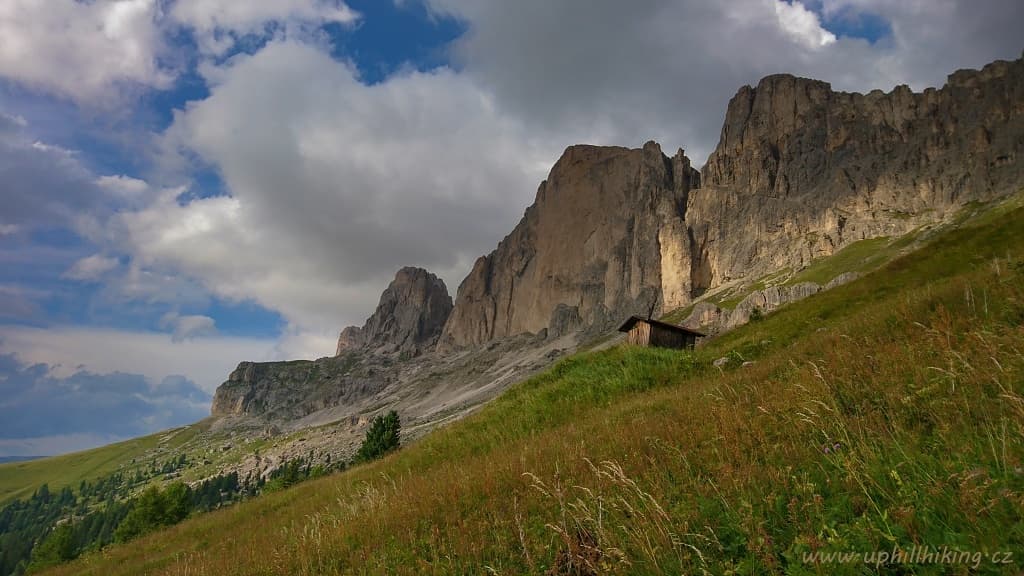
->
[617,315,706,337]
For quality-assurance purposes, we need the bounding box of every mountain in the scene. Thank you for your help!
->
[442,56,1024,347]
[691,57,1023,293]
[335,267,453,358]
[438,143,700,350]
[204,55,1023,473]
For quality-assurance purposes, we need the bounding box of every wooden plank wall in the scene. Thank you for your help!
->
[626,321,697,350]
[626,322,651,346]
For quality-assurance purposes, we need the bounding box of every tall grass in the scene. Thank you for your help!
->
[45,204,1024,575]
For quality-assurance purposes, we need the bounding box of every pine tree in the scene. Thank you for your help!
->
[353,411,401,464]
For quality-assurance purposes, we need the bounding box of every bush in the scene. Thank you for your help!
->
[353,411,401,464]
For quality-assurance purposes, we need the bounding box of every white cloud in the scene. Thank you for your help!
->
[774,1,837,48]
[0,0,359,100]
[159,312,217,341]
[129,41,556,334]
[96,174,150,198]
[0,324,281,393]
[0,0,171,101]
[0,224,17,236]
[63,254,120,281]
[170,0,360,55]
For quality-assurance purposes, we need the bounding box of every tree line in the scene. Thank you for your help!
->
[0,411,402,575]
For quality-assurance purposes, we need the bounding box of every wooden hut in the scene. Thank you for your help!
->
[617,316,704,350]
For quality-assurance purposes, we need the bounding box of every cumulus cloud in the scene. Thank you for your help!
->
[63,254,120,281]
[133,41,557,333]
[0,0,171,101]
[0,353,210,456]
[96,174,151,199]
[774,0,837,48]
[0,0,359,101]
[171,0,360,55]
[159,312,217,341]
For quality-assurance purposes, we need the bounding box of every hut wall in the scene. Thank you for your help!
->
[624,320,698,350]
[650,325,687,349]
[626,322,651,346]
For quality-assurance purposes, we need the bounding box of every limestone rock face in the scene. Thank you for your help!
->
[438,142,701,350]
[210,359,389,419]
[690,57,1024,288]
[336,267,453,357]
[440,57,1023,351]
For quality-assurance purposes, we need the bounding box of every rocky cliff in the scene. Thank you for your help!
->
[336,267,452,357]
[438,142,701,350]
[689,57,1024,288]
[439,56,1024,347]
[210,357,389,419]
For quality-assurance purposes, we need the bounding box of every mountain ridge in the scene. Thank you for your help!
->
[209,54,1024,466]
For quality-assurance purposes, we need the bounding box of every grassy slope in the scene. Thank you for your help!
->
[46,202,1024,575]
[0,424,203,506]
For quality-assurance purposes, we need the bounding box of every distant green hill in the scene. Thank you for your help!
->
[0,424,205,506]
[40,195,1024,575]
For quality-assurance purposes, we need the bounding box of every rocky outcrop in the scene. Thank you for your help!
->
[682,272,861,335]
[690,57,1024,287]
[210,358,389,419]
[726,282,821,328]
[438,142,701,350]
[336,267,453,357]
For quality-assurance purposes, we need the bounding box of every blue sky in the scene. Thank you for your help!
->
[0,0,1020,456]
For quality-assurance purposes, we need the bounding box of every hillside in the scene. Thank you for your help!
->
[41,193,1024,575]
[0,425,206,507]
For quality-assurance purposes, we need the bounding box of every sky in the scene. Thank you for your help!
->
[0,0,1021,457]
